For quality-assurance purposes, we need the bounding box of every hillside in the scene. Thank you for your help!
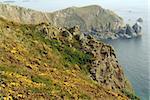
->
[0,4,123,32]
[0,4,52,24]
[51,5,123,32]
[0,17,139,99]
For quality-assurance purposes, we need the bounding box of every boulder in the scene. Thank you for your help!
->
[75,33,85,41]
[69,25,80,36]
[62,30,71,37]
[132,23,142,34]
[126,24,135,36]
[137,18,143,23]
[62,30,73,41]
[117,27,126,37]
[124,34,132,39]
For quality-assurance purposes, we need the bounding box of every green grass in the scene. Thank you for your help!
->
[30,30,92,73]
[121,89,140,100]
[30,88,42,93]
[63,46,92,65]
[31,75,52,85]
[31,75,53,94]
[79,93,91,100]
[0,65,28,75]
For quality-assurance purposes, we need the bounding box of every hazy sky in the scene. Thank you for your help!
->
[0,0,149,12]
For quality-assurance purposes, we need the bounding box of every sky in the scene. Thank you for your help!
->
[0,0,149,12]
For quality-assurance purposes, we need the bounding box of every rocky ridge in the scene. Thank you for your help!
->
[0,4,130,39]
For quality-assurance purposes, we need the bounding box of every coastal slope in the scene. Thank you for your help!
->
[0,17,139,99]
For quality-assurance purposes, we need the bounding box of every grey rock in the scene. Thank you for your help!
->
[116,23,142,39]
[62,30,71,37]
[137,18,143,23]
[76,33,85,41]
[132,23,142,34]
[117,28,126,35]
[126,24,135,36]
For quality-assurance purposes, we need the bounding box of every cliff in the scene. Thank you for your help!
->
[0,17,139,99]
[0,4,124,36]
[51,5,123,32]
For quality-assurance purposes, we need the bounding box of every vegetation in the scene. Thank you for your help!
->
[121,89,140,100]
[0,17,135,99]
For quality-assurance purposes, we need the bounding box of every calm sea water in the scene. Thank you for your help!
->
[103,9,149,100]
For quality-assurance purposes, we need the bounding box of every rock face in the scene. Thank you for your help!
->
[132,23,142,35]
[80,36,132,92]
[0,17,139,99]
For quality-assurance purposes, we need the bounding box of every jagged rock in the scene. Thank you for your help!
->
[78,36,133,92]
[62,30,73,41]
[118,27,126,35]
[126,24,136,36]
[87,34,94,40]
[75,33,85,41]
[68,25,86,41]
[124,34,132,39]
[37,23,49,35]
[69,25,81,35]
[137,18,143,23]
[132,23,142,35]
[116,23,142,39]
[62,30,71,37]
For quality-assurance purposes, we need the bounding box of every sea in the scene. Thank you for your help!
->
[103,8,149,100]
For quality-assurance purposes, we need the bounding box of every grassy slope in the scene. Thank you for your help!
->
[0,17,137,100]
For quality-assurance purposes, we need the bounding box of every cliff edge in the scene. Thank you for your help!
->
[0,17,139,99]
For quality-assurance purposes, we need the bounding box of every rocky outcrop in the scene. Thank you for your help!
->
[79,36,132,92]
[137,18,143,23]
[91,20,143,40]
[132,23,142,35]
[116,22,142,39]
